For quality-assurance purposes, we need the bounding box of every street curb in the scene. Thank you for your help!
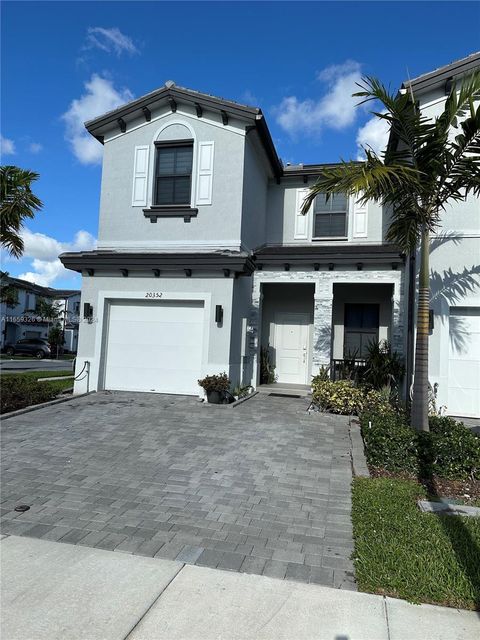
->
[349,417,370,477]
[1,391,95,421]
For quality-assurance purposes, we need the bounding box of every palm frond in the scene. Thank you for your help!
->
[301,151,420,215]
[0,165,43,258]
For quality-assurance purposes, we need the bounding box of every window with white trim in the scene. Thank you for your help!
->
[154,140,193,206]
[313,193,348,239]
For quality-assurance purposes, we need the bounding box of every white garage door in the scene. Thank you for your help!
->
[103,300,204,395]
[448,307,480,417]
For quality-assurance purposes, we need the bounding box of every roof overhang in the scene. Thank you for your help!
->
[401,51,480,95]
[59,251,256,277]
[254,244,405,269]
[84,83,283,179]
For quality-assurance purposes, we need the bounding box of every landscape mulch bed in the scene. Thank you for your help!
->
[370,467,480,506]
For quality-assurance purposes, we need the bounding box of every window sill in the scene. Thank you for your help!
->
[311,236,348,241]
[143,205,198,223]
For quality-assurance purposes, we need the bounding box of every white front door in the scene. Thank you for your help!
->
[274,312,310,384]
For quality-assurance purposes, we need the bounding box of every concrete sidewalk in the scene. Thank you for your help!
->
[1,535,478,640]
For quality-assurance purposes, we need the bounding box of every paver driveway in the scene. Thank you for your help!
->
[1,392,355,588]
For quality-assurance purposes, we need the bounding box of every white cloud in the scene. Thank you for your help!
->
[240,90,259,106]
[1,135,16,155]
[85,26,139,56]
[356,114,390,160]
[16,229,96,287]
[28,142,43,154]
[275,60,363,137]
[62,74,133,165]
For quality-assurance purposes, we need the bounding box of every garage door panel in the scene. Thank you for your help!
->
[448,307,480,417]
[104,300,204,395]
[106,324,203,349]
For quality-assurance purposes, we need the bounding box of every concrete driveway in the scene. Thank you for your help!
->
[0,391,354,588]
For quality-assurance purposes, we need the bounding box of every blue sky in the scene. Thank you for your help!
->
[2,0,479,289]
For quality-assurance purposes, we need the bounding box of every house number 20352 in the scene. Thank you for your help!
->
[145,292,163,298]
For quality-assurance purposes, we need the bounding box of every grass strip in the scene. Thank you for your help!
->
[352,477,480,610]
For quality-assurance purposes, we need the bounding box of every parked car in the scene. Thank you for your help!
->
[4,338,52,359]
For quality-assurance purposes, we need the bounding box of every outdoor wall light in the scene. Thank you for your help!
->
[215,305,223,324]
[84,303,93,323]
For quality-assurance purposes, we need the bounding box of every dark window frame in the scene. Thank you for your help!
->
[153,139,194,207]
[343,303,380,358]
[312,193,348,239]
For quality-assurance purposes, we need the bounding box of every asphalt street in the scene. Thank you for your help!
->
[0,359,75,374]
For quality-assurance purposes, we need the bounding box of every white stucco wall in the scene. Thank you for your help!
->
[414,87,480,414]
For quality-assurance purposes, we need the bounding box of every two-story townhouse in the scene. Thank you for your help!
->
[0,275,80,352]
[400,52,480,418]
[61,54,479,416]
[60,82,404,397]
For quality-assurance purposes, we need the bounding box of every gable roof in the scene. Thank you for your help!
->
[85,81,283,179]
[402,51,480,95]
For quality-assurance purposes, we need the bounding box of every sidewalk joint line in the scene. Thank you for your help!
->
[383,596,391,640]
[123,562,185,640]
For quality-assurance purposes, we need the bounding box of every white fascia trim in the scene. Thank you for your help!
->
[104,108,247,144]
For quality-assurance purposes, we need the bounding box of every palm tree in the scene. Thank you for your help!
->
[302,74,480,431]
[0,165,43,258]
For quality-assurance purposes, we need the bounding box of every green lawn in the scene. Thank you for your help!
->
[20,370,73,380]
[352,477,480,610]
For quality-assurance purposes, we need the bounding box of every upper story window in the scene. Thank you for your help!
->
[313,193,348,239]
[154,141,193,206]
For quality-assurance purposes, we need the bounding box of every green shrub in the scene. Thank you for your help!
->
[1,375,61,414]
[363,340,405,390]
[311,378,395,416]
[360,412,480,480]
[423,417,480,480]
[312,379,365,414]
[361,411,421,474]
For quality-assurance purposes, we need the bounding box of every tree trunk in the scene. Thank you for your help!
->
[411,226,430,432]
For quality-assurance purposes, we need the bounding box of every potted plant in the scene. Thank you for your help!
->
[198,372,231,404]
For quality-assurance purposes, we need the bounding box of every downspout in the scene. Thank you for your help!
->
[406,251,416,403]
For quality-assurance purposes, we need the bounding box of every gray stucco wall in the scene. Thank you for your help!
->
[74,273,236,394]
[97,106,246,250]
[266,179,388,245]
[240,135,269,250]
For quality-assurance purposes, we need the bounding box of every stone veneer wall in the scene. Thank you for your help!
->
[248,267,405,386]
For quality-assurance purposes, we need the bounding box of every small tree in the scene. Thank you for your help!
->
[48,325,64,359]
[302,73,480,431]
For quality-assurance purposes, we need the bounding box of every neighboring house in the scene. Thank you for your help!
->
[61,54,479,418]
[0,275,81,353]
[400,52,480,418]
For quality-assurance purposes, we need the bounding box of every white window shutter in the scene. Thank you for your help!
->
[132,145,149,207]
[353,195,368,238]
[196,141,214,205]
[294,187,310,240]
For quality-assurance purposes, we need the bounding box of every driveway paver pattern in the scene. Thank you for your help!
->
[0,392,355,588]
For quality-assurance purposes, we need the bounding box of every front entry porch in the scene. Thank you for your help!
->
[254,273,403,388]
